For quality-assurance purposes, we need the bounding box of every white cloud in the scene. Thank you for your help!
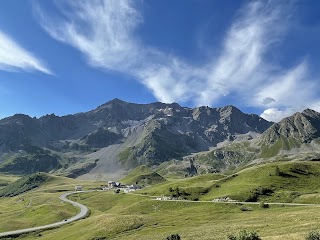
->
[0,30,51,74]
[35,0,142,71]
[198,1,287,106]
[260,108,297,122]
[35,0,207,103]
[254,62,316,107]
[35,0,319,120]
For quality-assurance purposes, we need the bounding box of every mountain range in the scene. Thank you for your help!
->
[0,98,319,180]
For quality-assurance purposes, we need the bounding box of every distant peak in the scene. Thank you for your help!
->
[302,108,317,115]
[12,113,31,118]
[219,105,241,113]
[97,98,129,109]
[168,102,182,108]
[109,98,127,104]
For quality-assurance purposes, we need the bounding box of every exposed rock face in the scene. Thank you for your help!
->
[0,99,272,178]
[260,109,320,144]
[81,128,121,148]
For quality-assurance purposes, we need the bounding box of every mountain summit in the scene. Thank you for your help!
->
[260,108,320,144]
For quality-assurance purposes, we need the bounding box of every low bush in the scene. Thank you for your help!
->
[239,205,252,211]
[227,230,261,240]
[305,230,320,240]
[259,202,269,208]
[245,187,274,202]
[165,234,181,240]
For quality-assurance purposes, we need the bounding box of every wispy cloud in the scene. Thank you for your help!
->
[0,30,51,74]
[35,0,202,103]
[35,0,319,121]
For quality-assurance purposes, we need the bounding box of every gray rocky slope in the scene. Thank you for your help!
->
[259,109,320,144]
[0,99,272,179]
[187,108,320,175]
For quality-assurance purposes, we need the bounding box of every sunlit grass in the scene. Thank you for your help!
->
[18,191,320,240]
[3,162,320,239]
[0,173,103,232]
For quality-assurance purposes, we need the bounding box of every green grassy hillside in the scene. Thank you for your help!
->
[121,165,166,186]
[138,172,226,200]
[17,191,320,240]
[0,173,50,197]
[259,136,302,158]
[204,161,320,203]
[138,161,320,203]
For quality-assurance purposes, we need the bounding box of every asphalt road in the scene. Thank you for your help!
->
[0,191,91,238]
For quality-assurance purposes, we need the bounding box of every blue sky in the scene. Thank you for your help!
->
[0,0,320,122]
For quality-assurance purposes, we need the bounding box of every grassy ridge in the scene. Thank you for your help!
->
[121,165,166,185]
[0,173,49,197]
[138,173,225,200]
[203,161,320,202]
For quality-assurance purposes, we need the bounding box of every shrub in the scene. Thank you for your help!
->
[275,166,281,176]
[226,235,237,240]
[245,187,274,202]
[165,234,181,240]
[305,230,320,240]
[239,205,252,211]
[259,202,269,208]
[227,230,261,240]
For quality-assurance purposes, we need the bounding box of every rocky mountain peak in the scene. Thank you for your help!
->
[302,108,320,118]
[219,105,240,112]
[218,105,242,120]
[97,98,129,109]
[260,108,320,144]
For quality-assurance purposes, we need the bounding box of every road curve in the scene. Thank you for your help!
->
[0,191,91,238]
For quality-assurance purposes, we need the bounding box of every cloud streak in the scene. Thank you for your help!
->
[0,30,51,74]
[35,0,319,121]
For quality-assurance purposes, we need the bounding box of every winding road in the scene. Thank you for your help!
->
[0,191,91,238]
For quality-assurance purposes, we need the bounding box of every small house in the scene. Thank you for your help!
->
[75,185,83,191]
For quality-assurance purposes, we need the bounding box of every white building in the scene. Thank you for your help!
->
[75,186,83,191]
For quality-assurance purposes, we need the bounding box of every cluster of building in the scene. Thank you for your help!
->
[212,197,237,202]
[74,181,142,193]
[155,196,184,201]
[105,181,142,193]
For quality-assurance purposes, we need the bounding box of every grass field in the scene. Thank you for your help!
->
[14,191,320,240]
[0,173,103,233]
[2,161,320,239]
